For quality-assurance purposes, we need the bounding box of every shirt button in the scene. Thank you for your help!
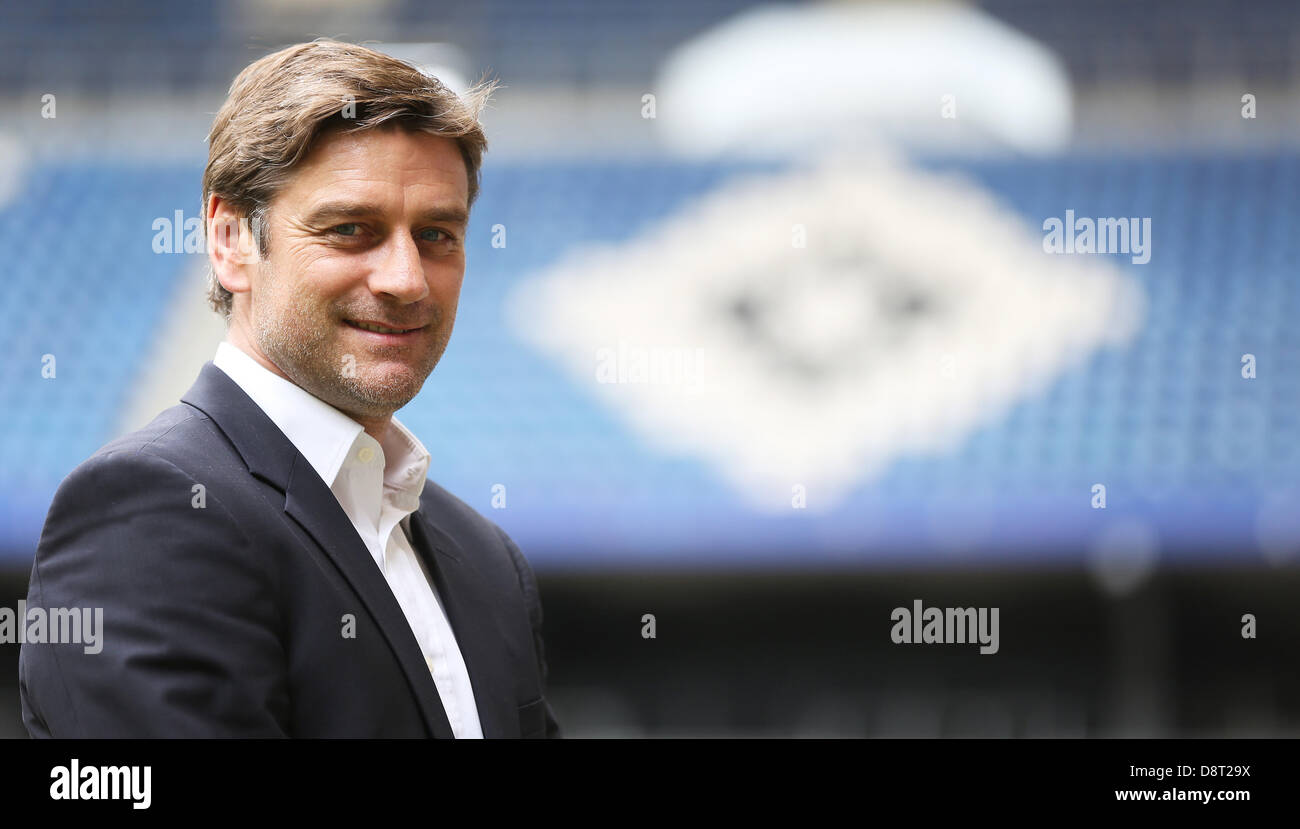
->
[358,447,375,463]
[425,655,435,672]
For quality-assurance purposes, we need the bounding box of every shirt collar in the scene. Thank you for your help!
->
[376,416,431,508]
[213,340,427,497]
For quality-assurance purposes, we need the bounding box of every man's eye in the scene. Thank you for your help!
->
[332,223,360,236]
[420,228,451,242]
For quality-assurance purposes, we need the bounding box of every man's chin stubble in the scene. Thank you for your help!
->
[329,367,428,417]
[282,343,434,417]
[255,319,435,418]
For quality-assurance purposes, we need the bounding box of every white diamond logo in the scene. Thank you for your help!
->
[508,151,1145,512]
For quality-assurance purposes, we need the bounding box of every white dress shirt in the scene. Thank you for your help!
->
[213,340,483,738]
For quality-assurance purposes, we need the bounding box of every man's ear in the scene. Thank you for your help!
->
[207,194,261,296]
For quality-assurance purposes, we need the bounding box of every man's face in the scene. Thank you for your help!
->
[244,126,469,421]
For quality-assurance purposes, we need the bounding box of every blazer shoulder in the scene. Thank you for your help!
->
[417,476,496,537]
[418,480,528,566]
[71,402,231,481]
[418,479,540,612]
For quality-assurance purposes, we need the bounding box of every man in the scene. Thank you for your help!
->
[19,40,559,738]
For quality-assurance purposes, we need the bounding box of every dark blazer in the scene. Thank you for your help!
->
[19,362,559,738]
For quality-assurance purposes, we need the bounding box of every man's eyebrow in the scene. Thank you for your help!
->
[302,202,469,226]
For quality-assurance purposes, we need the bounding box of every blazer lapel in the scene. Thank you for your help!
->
[181,361,455,739]
[409,509,520,738]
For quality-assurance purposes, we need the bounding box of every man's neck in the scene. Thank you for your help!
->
[355,417,390,444]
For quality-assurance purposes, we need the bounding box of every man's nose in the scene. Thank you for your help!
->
[369,232,430,303]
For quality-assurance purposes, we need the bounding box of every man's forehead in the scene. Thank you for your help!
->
[283,126,469,207]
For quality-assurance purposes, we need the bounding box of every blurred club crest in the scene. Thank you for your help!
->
[508,152,1144,512]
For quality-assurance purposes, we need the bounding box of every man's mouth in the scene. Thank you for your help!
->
[343,319,424,335]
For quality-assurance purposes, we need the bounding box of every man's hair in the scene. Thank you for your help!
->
[202,39,495,320]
